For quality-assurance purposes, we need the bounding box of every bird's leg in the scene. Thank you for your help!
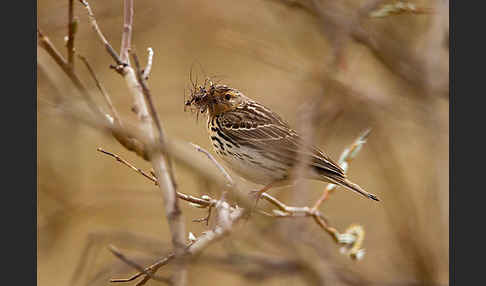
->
[249,183,274,207]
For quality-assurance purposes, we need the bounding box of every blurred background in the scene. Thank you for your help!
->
[37,0,449,285]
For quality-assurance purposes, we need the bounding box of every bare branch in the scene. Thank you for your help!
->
[67,0,77,68]
[97,148,158,184]
[143,48,154,80]
[96,147,213,208]
[312,128,372,210]
[190,143,234,186]
[110,194,245,285]
[120,0,134,64]
[76,53,121,122]
[37,28,101,116]
[77,2,188,283]
[131,52,167,147]
[78,0,124,67]
[368,1,434,18]
[108,245,171,284]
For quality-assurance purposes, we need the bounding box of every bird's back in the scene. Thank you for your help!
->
[207,101,346,185]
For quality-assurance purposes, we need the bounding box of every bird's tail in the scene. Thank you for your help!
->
[326,175,380,201]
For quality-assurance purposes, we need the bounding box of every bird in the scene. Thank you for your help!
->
[185,79,379,202]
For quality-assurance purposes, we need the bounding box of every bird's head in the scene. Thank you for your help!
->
[185,79,247,117]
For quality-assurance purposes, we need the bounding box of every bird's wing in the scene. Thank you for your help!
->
[215,102,344,176]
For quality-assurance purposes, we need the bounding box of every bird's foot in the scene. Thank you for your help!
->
[248,183,273,210]
[248,189,265,207]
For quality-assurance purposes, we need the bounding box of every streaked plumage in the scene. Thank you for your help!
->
[185,80,379,201]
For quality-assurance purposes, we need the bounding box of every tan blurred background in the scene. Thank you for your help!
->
[37,0,449,285]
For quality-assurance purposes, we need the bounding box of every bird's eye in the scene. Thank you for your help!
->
[225,94,231,100]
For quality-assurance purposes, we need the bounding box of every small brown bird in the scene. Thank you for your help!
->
[185,79,379,201]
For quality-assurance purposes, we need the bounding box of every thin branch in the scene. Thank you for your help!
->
[259,191,366,259]
[110,195,245,285]
[78,0,124,68]
[120,0,134,64]
[76,53,121,121]
[37,28,101,116]
[312,128,372,210]
[108,245,171,284]
[97,148,158,184]
[67,0,76,68]
[143,48,154,80]
[111,253,174,285]
[368,1,434,18]
[131,52,166,147]
[190,143,234,186]
[96,147,214,208]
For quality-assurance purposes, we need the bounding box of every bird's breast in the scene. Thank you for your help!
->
[207,116,288,185]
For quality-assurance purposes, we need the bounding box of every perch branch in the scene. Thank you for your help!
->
[111,194,245,286]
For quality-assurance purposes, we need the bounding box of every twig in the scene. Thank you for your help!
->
[37,28,101,116]
[97,147,215,206]
[131,52,166,145]
[110,253,174,283]
[78,0,124,68]
[190,143,234,186]
[97,148,158,184]
[108,245,171,284]
[312,128,372,210]
[369,1,434,18]
[67,0,77,68]
[110,194,244,285]
[76,53,121,122]
[259,191,366,259]
[260,193,326,221]
[143,48,154,80]
[120,0,134,64]
[192,206,212,225]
